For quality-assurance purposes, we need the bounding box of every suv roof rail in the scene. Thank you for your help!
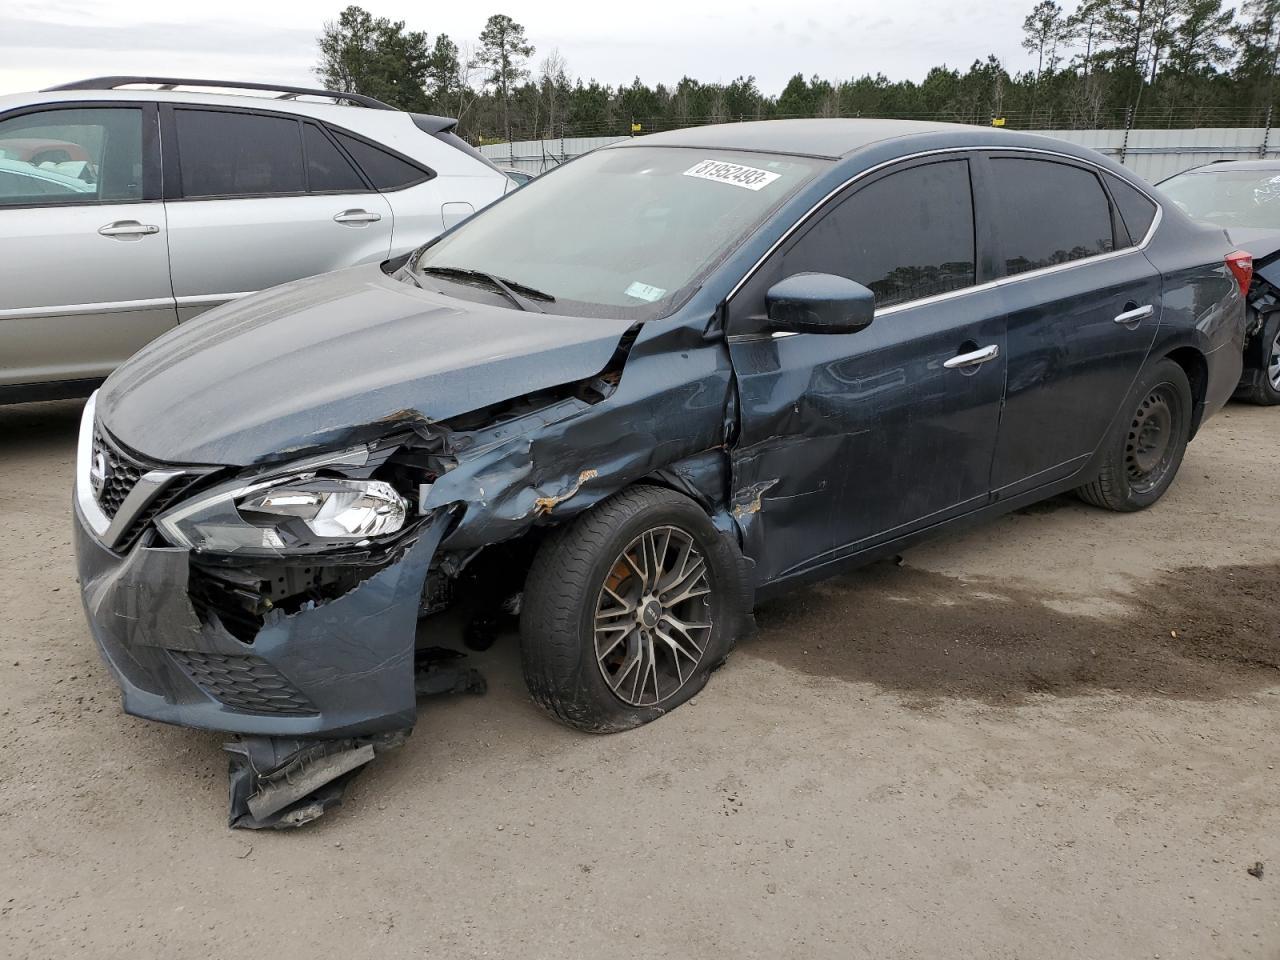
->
[42,76,396,110]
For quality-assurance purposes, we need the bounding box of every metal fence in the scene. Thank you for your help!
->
[482,126,1280,183]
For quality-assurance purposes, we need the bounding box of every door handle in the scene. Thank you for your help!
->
[98,220,159,239]
[1114,303,1154,324]
[333,209,382,225]
[943,344,1001,369]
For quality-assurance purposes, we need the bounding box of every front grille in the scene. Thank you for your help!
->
[91,425,200,549]
[168,650,318,716]
[92,425,144,520]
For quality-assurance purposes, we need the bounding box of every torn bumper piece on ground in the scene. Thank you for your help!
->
[226,734,389,829]
[225,650,484,829]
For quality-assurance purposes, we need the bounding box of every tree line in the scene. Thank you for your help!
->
[315,2,1280,144]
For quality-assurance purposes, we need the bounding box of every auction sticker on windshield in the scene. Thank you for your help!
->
[683,158,781,191]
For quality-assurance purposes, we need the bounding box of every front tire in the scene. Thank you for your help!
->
[1076,358,1193,512]
[520,486,749,733]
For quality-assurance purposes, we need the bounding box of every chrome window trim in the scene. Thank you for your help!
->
[725,144,1164,321]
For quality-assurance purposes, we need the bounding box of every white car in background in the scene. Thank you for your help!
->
[0,76,511,402]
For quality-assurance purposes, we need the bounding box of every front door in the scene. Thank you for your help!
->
[160,107,394,320]
[0,104,175,388]
[726,157,1007,586]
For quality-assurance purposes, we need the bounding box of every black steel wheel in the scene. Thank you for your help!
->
[1077,358,1193,512]
[1124,383,1183,495]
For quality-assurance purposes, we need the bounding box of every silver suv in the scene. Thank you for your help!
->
[0,76,511,402]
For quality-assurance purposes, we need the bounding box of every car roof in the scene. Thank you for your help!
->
[612,118,1097,161]
[0,87,390,122]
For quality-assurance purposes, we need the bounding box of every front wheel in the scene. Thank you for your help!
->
[1076,358,1193,512]
[519,486,749,733]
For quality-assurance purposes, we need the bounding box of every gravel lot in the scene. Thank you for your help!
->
[1,398,1277,960]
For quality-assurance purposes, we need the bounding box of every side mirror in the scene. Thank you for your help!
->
[765,273,876,335]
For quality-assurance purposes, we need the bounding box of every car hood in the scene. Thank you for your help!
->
[99,264,633,466]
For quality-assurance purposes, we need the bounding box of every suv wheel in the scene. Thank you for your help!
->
[520,486,748,733]
[1076,358,1193,512]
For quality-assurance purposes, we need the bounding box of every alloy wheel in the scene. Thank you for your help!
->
[593,525,713,707]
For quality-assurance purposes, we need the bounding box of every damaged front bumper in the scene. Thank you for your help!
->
[73,501,450,738]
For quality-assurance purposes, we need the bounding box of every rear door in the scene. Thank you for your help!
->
[161,106,394,320]
[0,103,174,388]
[727,156,1008,585]
[985,153,1162,498]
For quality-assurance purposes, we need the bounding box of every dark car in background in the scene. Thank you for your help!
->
[73,119,1248,827]
[1159,159,1280,403]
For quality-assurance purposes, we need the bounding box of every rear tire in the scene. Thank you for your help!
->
[1235,311,1280,406]
[1076,358,1193,512]
[519,485,750,734]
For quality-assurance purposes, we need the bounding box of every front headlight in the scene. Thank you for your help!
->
[239,479,406,538]
[155,446,415,555]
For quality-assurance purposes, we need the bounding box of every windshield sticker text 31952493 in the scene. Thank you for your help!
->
[683,159,782,191]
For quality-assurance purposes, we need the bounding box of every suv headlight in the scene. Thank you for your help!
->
[156,446,414,555]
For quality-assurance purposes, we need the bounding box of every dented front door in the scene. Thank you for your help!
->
[724,157,1007,586]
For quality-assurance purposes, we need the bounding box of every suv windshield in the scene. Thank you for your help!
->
[408,146,825,319]
[1160,167,1280,228]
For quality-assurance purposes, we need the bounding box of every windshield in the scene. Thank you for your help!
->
[407,146,825,319]
[1160,168,1280,228]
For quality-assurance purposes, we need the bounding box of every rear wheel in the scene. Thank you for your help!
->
[519,486,748,733]
[1076,358,1192,512]
[1236,311,1280,405]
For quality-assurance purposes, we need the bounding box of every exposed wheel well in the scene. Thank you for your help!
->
[1162,346,1209,436]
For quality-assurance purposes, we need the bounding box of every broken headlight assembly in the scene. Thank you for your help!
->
[156,446,418,555]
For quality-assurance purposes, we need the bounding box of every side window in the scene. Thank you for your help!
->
[0,107,143,206]
[174,109,304,198]
[992,158,1115,275]
[332,131,428,190]
[1105,173,1158,245]
[775,159,977,309]
[303,124,365,192]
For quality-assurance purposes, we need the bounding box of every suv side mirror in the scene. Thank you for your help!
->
[765,273,876,335]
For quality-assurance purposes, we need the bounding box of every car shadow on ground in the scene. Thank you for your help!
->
[744,558,1280,707]
[0,399,85,458]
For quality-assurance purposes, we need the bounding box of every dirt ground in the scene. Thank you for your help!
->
[1,398,1277,960]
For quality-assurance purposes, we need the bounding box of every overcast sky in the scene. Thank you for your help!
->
[2,0,1036,99]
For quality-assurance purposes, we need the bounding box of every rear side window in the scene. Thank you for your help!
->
[303,124,365,192]
[434,129,501,171]
[784,159,977,309]
[175,109,304,198]
[333,131,427,190]
[1106,173,1158,245]
[993,158,1115,275]
[0,107,143,205]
